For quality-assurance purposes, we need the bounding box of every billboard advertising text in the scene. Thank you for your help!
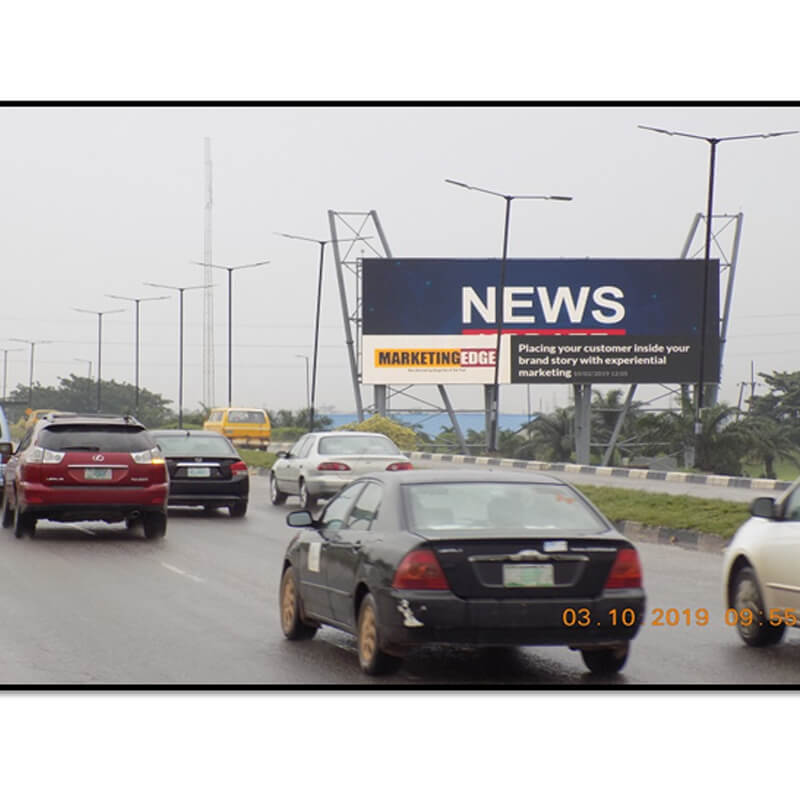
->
[361,259,720,385]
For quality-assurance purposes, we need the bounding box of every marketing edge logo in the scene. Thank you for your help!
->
[374,348,497,368]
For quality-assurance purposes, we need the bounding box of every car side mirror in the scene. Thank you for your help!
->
[0,442,12,458]
[750,497,776,519]
[277,451,290,458]
[286,509,316,527]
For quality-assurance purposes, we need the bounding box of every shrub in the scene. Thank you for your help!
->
[337,414,418,451]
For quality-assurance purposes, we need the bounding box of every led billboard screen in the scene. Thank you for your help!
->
[361,258,720,385]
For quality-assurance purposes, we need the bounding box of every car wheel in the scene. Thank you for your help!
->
[357,593,402,676]
[732,566,785,647]
[142,511,167,539]
[270,473,287,506]
[580,644,629,674]
[13,503,35,539]
[279,566,317,640]
[1,491,13,528]
[229,500,247,518]
[299,479,316,510]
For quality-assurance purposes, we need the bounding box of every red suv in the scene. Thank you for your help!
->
[0,413,169,539]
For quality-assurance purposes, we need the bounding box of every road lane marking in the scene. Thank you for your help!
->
[160,562,205,583]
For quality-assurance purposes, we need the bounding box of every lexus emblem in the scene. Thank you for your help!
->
[92,454,105,462]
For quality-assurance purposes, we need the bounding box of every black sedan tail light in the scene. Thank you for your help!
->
[392,549,450,590]
[604,548,643,589]
[230,460,248,475]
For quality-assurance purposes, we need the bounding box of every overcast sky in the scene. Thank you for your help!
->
[2,105,798,418]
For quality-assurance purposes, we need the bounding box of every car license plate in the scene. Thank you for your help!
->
[503,564,554,587]
[187,467,211,478]
[84,468,112,480]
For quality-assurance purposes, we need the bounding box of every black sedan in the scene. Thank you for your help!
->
[150,429,249,518]
[279,469,646,675]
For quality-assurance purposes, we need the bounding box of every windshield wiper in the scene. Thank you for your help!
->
[60,446,101,451]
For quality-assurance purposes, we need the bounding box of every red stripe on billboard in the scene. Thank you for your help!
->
[461,328,628,335]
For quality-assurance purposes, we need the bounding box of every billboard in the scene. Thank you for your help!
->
[362,259,720,385]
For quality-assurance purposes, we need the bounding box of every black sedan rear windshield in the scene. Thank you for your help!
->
[405,482,606,533]
[38,425,153,452]
[154,435,237,457]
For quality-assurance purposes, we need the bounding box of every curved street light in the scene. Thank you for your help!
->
[639,124,798,465]
[190,259,270,407]
[276,233,371,432]
[144,282,213,428]
[74,308,126,412]
[106,293,170,413]
[445,179,573,453]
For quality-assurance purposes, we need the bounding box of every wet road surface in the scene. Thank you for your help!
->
[0,475,797,686]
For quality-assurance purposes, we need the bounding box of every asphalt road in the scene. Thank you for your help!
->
[0,474,797,686]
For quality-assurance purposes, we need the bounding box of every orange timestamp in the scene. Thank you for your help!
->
[562,607,800,628]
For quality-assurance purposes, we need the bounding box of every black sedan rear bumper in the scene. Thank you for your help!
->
[375,588,646,649]
[167,477,248,507]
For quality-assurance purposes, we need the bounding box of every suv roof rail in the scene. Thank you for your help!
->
[42,412,143,425]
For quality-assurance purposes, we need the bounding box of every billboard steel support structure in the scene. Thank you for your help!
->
[597,212,743,467]
[328,209,468,454]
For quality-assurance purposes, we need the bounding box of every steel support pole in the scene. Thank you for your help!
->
[134,299,141,413]
[573,384,591,464]
[28,343,35,407]
[487,197,512,454]
[178,289,185,429]
[600,384,636,466]
[227,267,233,407]
[695,141,718,453]
[96,314,102,412]
[438,385,468,455]
[309,242,325,432]
[374,385,387,416]
[707,212,743,406]
[328,211,365,422]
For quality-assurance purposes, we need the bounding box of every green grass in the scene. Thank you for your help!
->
[579,485,751,539]
[238,449,277,470]
[741,456,800,482]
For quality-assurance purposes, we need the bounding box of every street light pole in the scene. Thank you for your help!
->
[445,179,573,453]
[144,282,212,429]
[190,260,270,407]
[276,233,371,432]
[1,347,24,401]
[106,294,169,414]
[639,125,798,465]
[10,338,54,407]
[74,308,126,412]
[295,354,310,410]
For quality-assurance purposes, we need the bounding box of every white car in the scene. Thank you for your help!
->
[269,431,412,508]
[723,479,800,647]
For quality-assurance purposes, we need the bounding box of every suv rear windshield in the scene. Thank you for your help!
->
[38,425,154,452]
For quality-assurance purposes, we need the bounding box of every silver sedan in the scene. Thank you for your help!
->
[270,432,411,508]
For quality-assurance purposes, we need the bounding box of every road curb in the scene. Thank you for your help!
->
[613,520,728,553]
[405,450,791,493]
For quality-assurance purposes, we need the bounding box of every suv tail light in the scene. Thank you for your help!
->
[24,446,65,465]
[392,549,450,590]
[604,548,642,589]
[317,462,351,472]
[230,460,248,474]
[386,462,413,471]
[132,447,165,465]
